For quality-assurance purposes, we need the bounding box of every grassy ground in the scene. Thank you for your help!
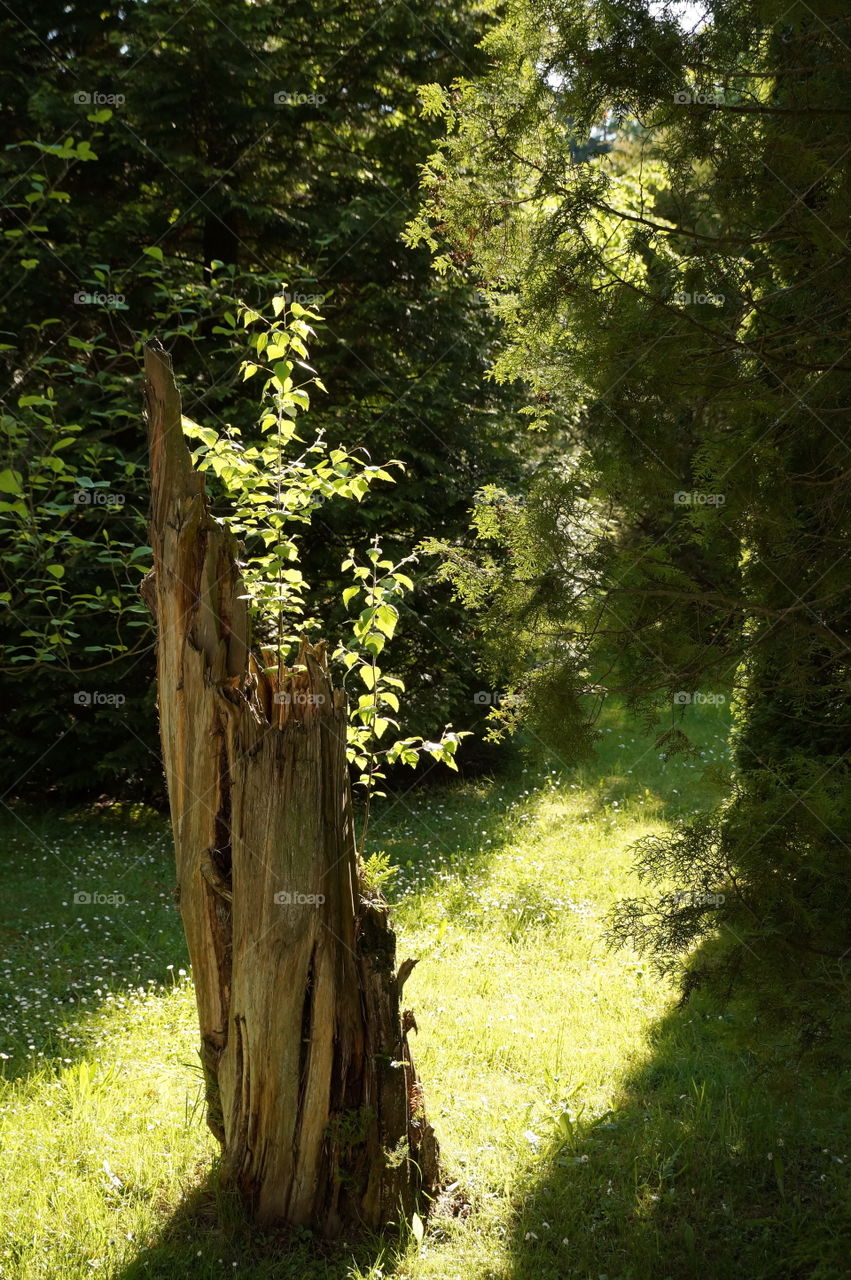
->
[0,704,848,1279]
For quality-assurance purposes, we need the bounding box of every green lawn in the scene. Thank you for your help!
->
[0,705,848,1279]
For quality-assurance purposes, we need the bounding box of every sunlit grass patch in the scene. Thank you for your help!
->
[0,977,212,1279]
[0,703,847,1279]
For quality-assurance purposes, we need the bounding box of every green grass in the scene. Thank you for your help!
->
[0,704,848,1279]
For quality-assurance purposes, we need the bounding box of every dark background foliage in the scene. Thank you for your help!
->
[0,0,522,800]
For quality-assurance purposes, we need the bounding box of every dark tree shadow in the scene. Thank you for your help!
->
[0,800,187,1079]
[501,958,851,1280]
[0,700,729,1079]
[115,1159,408,1280]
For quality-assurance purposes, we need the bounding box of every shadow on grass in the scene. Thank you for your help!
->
[0,801,186,1078]
[503,965,851,1280]
[0,763,530,1093]
[116,1160,405,1280]
[0,701,731,1082]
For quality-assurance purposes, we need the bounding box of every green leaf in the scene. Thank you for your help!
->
[181,416,218,446]
[0,469,22,495]
[45,563,64,579]
[375,604,398,638]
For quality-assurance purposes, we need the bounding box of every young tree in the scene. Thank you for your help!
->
[409,0,851,1035]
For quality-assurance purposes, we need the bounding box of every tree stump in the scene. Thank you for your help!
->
[142,339,438,1234]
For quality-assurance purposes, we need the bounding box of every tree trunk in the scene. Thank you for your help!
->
[142,339,439,1235]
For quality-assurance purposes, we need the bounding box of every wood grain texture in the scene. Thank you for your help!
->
[143,340,438,1234]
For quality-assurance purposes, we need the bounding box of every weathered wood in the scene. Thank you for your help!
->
[143,339,438,1234]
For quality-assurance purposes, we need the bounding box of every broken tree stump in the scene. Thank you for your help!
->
[142,338,439,1235]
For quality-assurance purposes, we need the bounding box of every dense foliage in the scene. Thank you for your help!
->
[0,0,520,798]
[409,0,851,1035]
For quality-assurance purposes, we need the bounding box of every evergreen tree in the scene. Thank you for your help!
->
[409,0,851,1038]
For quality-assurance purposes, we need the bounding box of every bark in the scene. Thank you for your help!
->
[142,339,439,1235]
